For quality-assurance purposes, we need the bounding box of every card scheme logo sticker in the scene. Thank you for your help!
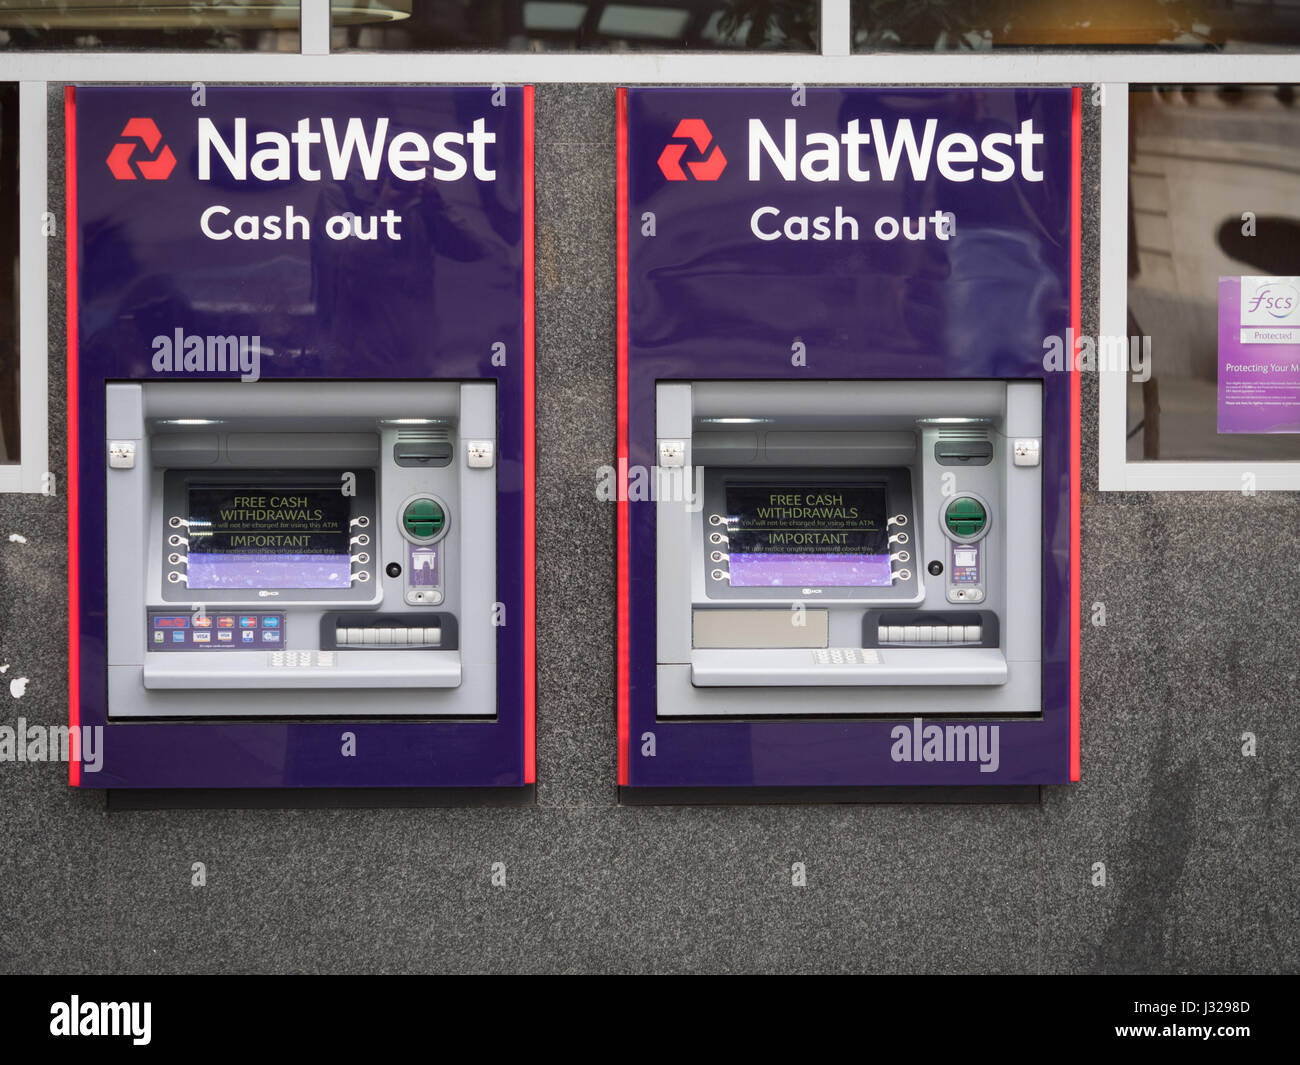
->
[106,118,177,181]
[657,119,727,181]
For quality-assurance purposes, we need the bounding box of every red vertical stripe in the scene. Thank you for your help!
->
[64,87,81,788]
[615,88,630,787]
[1069,86,1083,782]
[522,85,536,785]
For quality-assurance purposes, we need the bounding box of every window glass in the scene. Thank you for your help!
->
[331,0,819,51]
[1126,84,1300,462]
[0,1,302,51]
[852,1,1300,51]
[0,82,15,463]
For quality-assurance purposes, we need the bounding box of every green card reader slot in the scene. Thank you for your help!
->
[944,496,987,538]
[402,497,446,541]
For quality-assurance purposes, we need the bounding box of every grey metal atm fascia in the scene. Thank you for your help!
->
[105,380,498,719]
[654,379,1043,717]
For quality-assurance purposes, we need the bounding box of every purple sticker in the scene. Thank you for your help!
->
[1218,275,1300,433]
[186,553,352,589]
[728,552,893,587]
[720,482,891,588]
[408,545,440,587]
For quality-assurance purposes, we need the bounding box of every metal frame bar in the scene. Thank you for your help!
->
[301,0,330,57]
[0,52,1297,85]
[821,0,851,57]
[0,0,1296,491]
[0,81,48,493]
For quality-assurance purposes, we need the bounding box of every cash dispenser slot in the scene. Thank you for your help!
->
[864,610,1000,649]
[322,612,459,650]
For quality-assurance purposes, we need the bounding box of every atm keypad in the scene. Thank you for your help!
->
[812,648,881,665]
[269,651,337,668]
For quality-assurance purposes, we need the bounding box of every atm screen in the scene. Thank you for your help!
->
[723,482,891,587]
[185,484,354,590]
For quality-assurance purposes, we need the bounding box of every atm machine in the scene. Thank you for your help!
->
[108,381,494,718]
[67,84,534,792]
[617,86,1080,792]
[657,380,1040,713]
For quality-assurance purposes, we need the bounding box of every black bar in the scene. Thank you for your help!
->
[4,977,1286,1047]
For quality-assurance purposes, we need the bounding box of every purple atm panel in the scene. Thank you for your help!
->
[67,85,536,790]
[617,87,1082,790]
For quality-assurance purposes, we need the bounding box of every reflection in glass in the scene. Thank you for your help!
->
[0,0,307,50]
[1127,85,1300,462]
[852,0,1300,51]
[332,0,819,51]
[0,83,15,463]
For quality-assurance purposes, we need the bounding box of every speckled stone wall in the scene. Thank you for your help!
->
[0,85,1294,974]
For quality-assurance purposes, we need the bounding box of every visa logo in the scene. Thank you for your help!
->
[197,116,497,183]
[747,117,1044,184]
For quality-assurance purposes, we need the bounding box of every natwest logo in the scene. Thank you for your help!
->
[198,116,497,183]
[655,116,1045,186]
[106,118,176,181]
[657,119,727,181]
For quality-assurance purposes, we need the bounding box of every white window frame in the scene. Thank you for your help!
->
[1,3,1298,492]
[0,82,47,493]
[1098,77,1300,492]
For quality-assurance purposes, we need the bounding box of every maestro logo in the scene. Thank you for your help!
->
[106,117,177,181]
[657,118,727,181]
